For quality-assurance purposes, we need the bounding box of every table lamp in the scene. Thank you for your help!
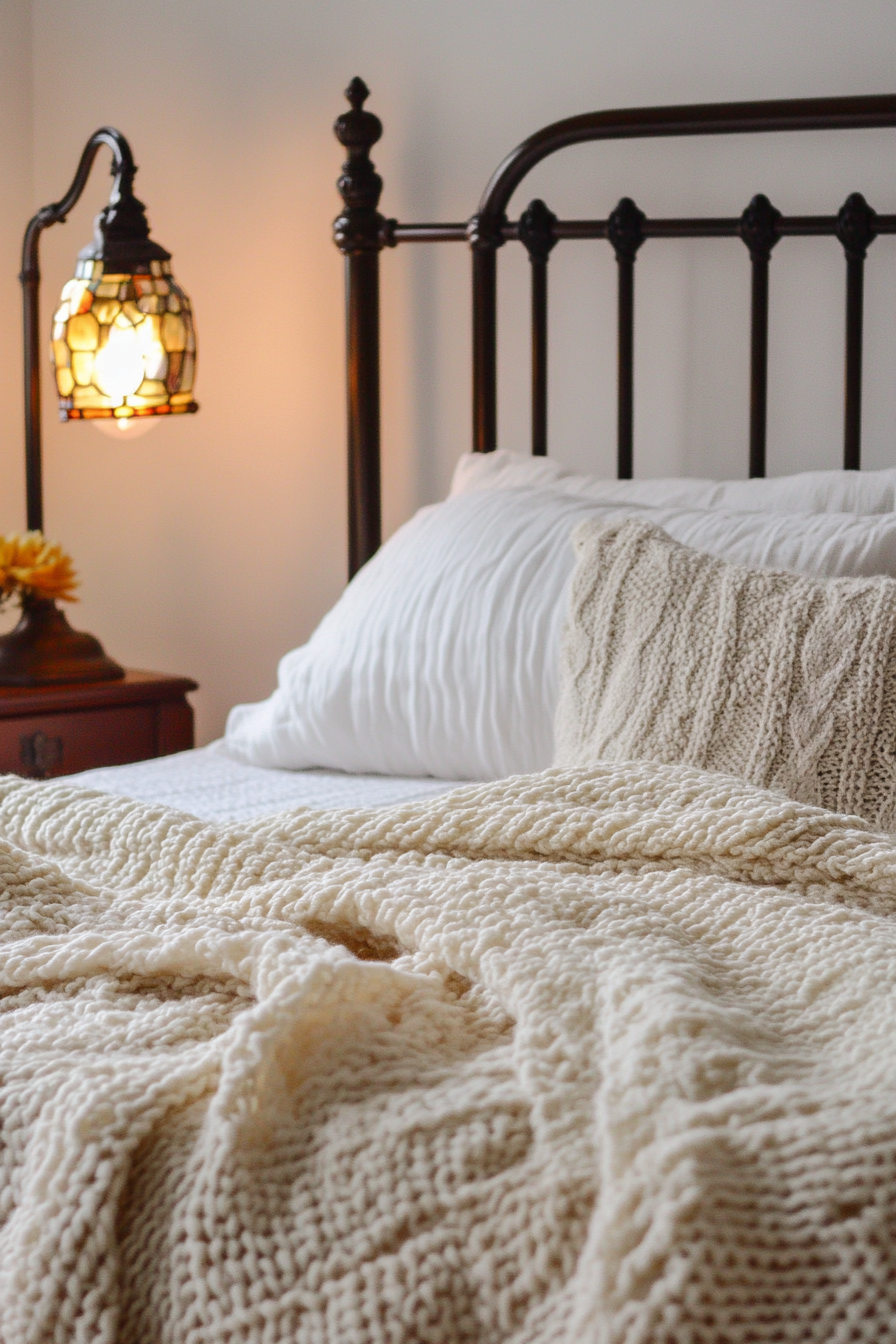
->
[0,128,198,686]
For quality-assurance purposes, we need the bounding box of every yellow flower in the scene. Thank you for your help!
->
[0,532,79,604]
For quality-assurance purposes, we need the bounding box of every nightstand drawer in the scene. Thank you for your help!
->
[0,699,194,779]
[0,670,196,779]
[0,705,155,778]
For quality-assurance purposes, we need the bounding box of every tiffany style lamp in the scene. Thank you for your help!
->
[1,127,198,685]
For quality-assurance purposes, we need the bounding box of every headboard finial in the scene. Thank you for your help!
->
[334,77,384,233]
[345,77,370,111]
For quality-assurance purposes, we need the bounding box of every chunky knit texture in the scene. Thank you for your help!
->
[2,764,896,1341]
[555,516,896,828]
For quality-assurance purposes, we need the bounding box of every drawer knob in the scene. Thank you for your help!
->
[20,730,64,779]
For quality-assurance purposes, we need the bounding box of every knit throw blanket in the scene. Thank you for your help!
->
[2,765,896,1344]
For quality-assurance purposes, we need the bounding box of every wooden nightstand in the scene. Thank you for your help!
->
[0,669,198,780]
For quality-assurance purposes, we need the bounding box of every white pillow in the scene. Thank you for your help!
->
[226,488,896,781]
[451,449,896,514]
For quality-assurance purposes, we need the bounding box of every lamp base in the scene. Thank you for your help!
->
[0,598,125,686]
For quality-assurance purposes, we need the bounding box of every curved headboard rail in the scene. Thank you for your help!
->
[334,83,896,576]
[469,93,896,473]
[477,94,896,217]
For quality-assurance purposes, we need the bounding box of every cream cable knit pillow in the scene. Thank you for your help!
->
[555,516,896,828]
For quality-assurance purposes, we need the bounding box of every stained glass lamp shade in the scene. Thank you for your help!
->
[52,259,196,424]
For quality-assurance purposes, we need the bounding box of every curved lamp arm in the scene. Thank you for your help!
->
[19,128,136,532]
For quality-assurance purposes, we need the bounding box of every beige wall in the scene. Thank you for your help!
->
[0,0,31,536]
[3,1,896,740]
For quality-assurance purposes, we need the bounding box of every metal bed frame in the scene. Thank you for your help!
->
[333,80,896,575]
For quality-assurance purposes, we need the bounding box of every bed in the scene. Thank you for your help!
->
[5,86,896,1342]
[69,87,896,818]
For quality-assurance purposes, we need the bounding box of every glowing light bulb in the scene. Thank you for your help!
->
[92,414,158,441]
[93,323,144,400]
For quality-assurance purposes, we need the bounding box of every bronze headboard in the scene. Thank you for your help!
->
[333,80,896,575]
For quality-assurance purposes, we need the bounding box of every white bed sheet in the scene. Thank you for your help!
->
[68,740,462,823]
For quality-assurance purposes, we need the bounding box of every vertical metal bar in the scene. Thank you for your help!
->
[519,199,557,457]
[616,256,635,479]
[749,252,769,478]
[739,195,781,479]
[835,193,876,472]
[471,238,499,452]
[607,198,644,481]
[531,257,548,455]
[843,254,864,470]
[345,251,381,577]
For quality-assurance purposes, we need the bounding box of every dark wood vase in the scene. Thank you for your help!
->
[0,597,124,686]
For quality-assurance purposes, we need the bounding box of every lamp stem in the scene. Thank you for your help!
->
[21,252,43,532]
[18,127,137,536]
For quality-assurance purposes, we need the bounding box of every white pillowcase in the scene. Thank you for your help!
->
[451,449,896,514]
[226,486,896,781]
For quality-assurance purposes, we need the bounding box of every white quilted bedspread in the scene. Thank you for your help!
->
[71,740,458,821]
[1,761,896,1342]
